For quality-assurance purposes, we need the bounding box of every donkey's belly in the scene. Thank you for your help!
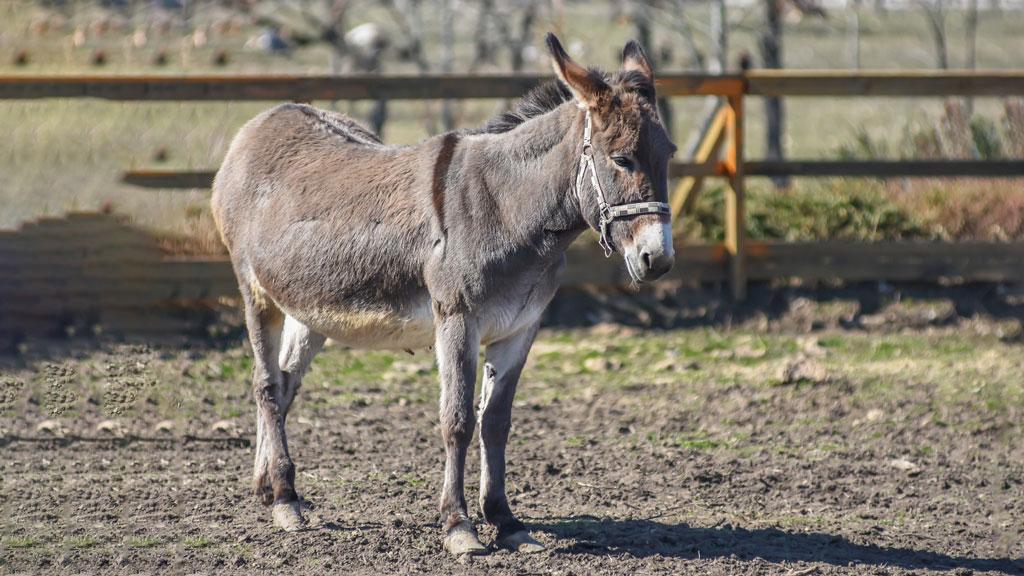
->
[271,256,563,350]
[282,298,436,350]
[282,295,548,351]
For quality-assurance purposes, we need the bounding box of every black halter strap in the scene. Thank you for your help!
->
[575,110,671,257]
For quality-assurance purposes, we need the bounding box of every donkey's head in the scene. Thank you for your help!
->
[546,33,677,282]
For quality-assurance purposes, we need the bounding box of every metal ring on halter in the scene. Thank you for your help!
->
[574,110,671,258]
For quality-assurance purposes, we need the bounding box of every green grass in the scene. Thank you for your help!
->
[399,472,427,489]
[124,536,160,548]
[182,536,214,549]
[216,355,252,381]
[64,536,99,549]
[565,435,587,448]
[4,536,41,549]
[674,433,721,451]
[3,328,1023,454]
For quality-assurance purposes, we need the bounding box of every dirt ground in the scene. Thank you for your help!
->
[2,291,1024,575]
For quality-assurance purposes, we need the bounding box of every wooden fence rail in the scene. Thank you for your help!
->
[5,70,1024,314]
[670,159,1024,178]
[123,159,1024,190]
[0,73,737,100]
[5,70,1024,100]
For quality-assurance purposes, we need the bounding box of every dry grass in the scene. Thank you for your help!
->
[887,178,1024,241]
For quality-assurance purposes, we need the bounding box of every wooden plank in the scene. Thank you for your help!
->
[13,220,154,236]
[670,103,728,220]
[724,95,747,301]
[671,159,1024,178]
[123,159,1024,190]
[557,241,1024,284]
[0,279,238,303]
[0,242,159,257]
[743,241,1024,282]
[748,159,1024,177]
[0,73,743,101]
[563,241,727,284]
[656,75,745,97]
[746,70,1024,97]
[122,170,216,189]
[0,245,163,262]
[4,71,1022,102]
[745,241,1024,258]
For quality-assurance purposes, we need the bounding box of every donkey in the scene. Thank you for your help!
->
[211,33,676,555]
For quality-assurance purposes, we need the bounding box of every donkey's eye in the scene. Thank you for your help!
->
[611,156,634,170]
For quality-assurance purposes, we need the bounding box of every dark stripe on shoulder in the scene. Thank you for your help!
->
[431,132,460,233]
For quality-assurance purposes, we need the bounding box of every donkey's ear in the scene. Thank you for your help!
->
[546,32,610,109]
[622,40,655,82]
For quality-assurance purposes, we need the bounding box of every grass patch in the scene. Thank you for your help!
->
[216,355,252,381]
[65,536,99,549]
[182,536,214,549]
[399,473,427,489]
[4,536,40,549]
[646,430,741,452]
[124,536,160,548]
[565,435,587,448]
[675,434,721,451]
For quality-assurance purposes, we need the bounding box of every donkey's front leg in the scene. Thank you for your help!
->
[479,323,545,553]
[434,311,487,556]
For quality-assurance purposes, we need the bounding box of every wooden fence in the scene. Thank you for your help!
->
[3,70,1024,339]
[0,212,235,342]
[8,211,1024,343]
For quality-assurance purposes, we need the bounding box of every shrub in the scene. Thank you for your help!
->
[679,180,925,242]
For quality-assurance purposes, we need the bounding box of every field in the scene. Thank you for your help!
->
[3,3,1024,574]
[2,299,1023,575]
[2,2,1024,238]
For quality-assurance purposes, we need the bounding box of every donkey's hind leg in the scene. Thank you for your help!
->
[240,281,304,531]
[278,315,326,418]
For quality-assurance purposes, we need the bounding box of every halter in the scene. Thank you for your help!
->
[575,110,671,257]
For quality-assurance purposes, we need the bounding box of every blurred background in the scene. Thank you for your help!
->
[3,5,1024,572]
[2,0,1023,255]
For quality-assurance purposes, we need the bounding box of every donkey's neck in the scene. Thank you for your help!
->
[474,103,588,250]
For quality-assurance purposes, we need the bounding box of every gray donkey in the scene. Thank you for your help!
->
[212,33,676,555]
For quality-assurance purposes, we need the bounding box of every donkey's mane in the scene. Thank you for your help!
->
[476,80,573,135]
[475,70,655,135]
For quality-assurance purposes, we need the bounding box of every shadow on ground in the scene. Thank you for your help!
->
[535,517,1024,575]
[6,281,1024,361]
[548,281,1024,335]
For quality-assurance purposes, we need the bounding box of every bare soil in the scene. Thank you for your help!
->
[2,294,1023,575]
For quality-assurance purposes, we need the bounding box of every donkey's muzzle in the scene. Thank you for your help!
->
[639,249,673,280]
[628,221,674,282]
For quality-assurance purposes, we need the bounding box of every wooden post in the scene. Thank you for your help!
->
[670,102,728,222]
[725,94,746,301]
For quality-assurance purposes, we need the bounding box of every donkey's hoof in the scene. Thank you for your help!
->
[496,529,545,553]
[272,501,306,532]
[444,523,487,556]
